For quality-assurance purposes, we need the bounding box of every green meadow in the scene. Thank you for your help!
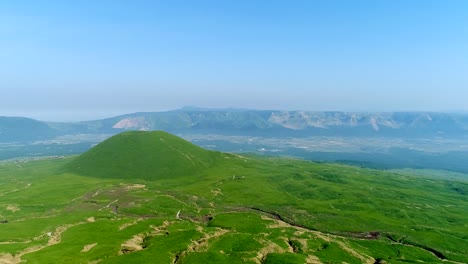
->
[0,131,466,263]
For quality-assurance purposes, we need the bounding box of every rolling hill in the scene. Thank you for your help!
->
[59,131,468,263]
[67,131,221,180]
[0,131,467,263]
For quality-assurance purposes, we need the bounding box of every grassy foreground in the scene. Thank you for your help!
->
[0,131,467,263]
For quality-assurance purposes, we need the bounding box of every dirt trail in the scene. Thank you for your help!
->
[0,183,31,197]
[261,213,374,264]
[0,221,85,264]
[11,214,60,223]
[119,218,143,231]
[172,225,229,263]
[335,240,374,264]
[98,199,119,211]
[386,238,460,263]
[305,255,322,264]
[154,194,190,207]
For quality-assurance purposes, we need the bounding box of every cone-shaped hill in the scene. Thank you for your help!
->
[66,131,222,180]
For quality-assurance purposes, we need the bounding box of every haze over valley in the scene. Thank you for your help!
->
[2,109,468,175]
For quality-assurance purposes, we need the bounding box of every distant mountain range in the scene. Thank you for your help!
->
[2,108,468,142]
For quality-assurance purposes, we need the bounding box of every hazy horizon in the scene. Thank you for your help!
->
[3,106,468,123]
[1,1,468,121]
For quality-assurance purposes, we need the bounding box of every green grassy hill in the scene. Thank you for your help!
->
[0,131,466,263]
[66,131,221,180]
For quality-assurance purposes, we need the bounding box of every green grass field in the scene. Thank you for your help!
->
[0,131,467,263]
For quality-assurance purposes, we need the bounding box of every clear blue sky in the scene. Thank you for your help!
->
[1,0,467,121]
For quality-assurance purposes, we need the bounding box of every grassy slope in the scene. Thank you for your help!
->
[66,131,221,180]
[0,131,466,263]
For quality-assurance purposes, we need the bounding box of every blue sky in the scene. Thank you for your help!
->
[1,0,467,121]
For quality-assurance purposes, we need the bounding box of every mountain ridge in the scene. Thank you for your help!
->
[2,109,468,142]
[0,116,59,142]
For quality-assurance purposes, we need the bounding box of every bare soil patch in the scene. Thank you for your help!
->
[81,243,97,253]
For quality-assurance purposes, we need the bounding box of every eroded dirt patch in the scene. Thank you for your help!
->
[252,238,288,264]
[172,225,229,263]
[0,253,20,264]
[120,235,144,254]
[119,221,173,255]
[5,205,19,212]
[210,189,223,196]
[81,243,98,253]
[124,184,146,190]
